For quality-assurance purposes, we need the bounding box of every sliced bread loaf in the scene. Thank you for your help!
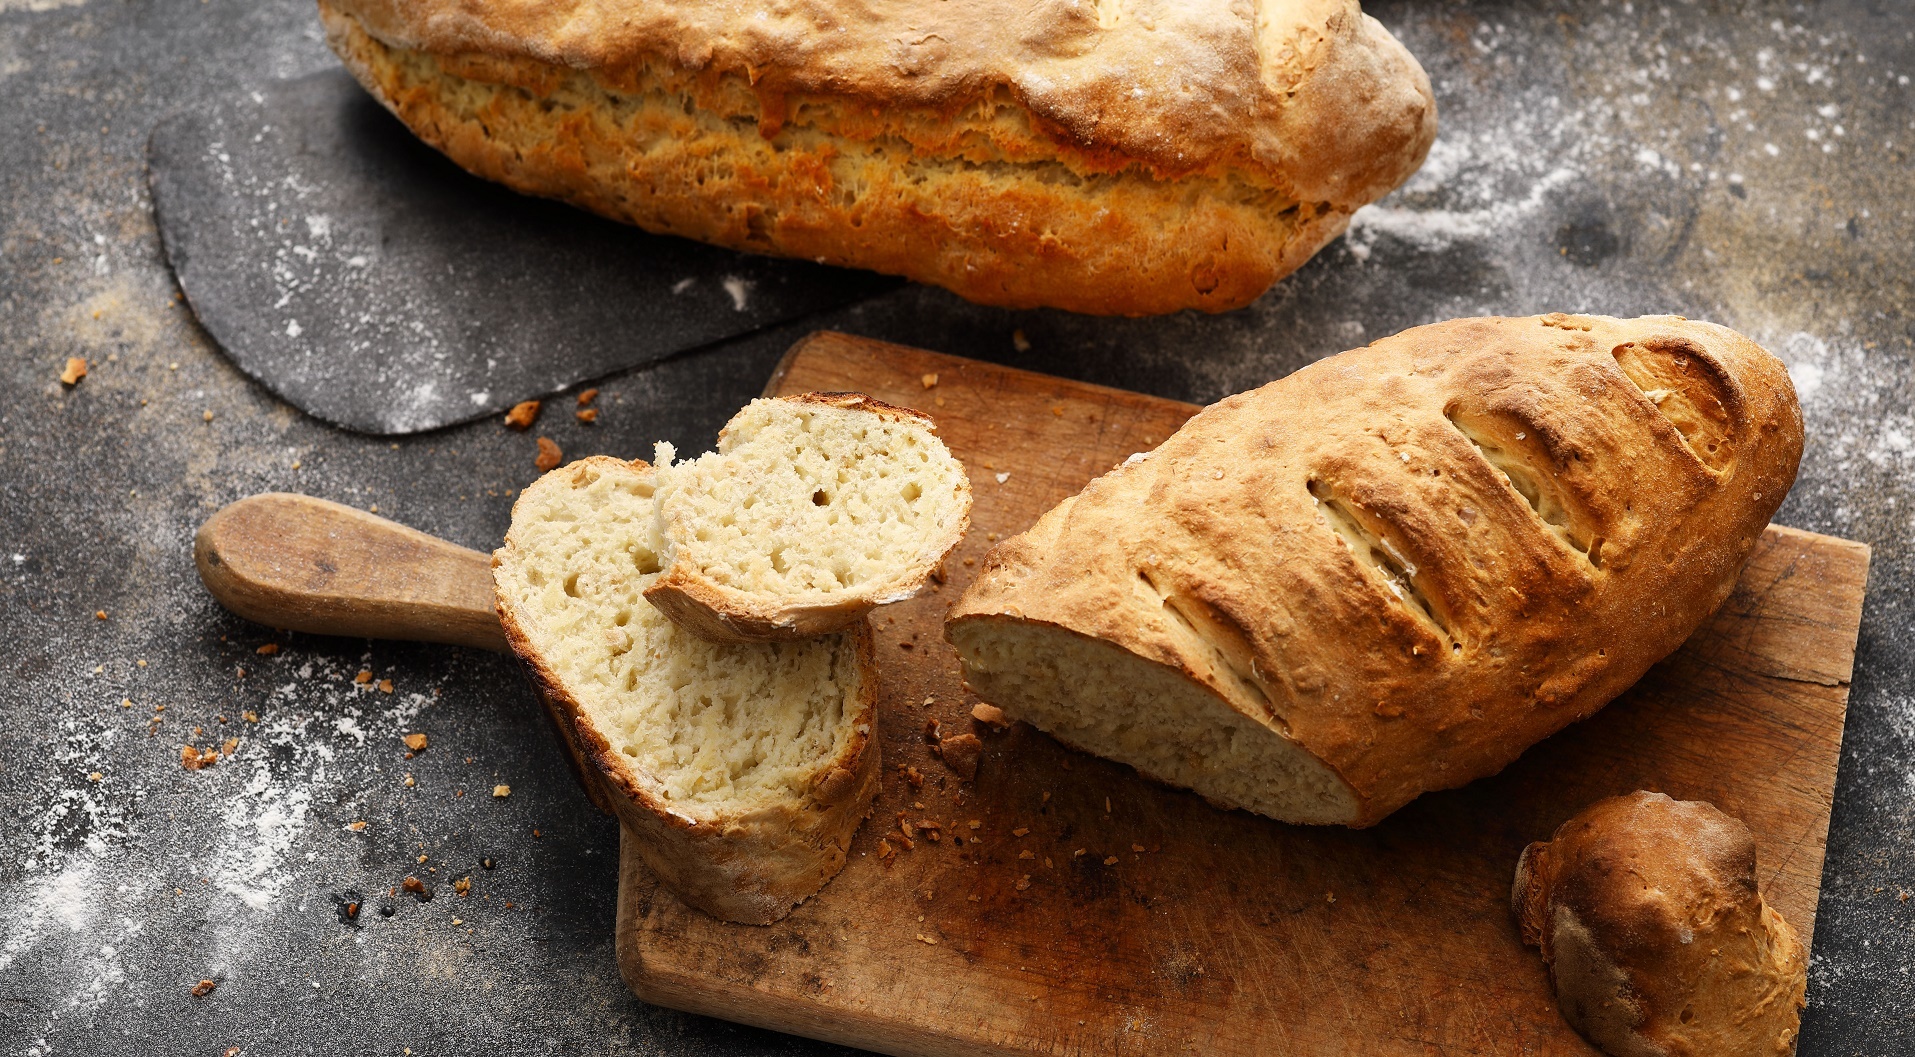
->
[493,456,880,924]
[645,393,972,643]
[947,315,1802,827]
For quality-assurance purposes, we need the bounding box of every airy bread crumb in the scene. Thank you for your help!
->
[494,456,880,922]
[645,394,970,641]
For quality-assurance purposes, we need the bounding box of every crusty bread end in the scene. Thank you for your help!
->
[1514,792,1807,1056]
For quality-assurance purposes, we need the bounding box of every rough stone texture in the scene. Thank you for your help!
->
[146,68,898,435]
[0,1,1908,1055]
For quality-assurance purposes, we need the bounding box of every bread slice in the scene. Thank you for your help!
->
[947,315,1803,827]
[493,456,880,924]
[644,393,971,643]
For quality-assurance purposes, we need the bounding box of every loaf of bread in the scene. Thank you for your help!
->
[647,393,971,643]
[316,0,1436,316]
[1513,791,1807,1056]
[493,456,880,924]
[947,315,1803,825]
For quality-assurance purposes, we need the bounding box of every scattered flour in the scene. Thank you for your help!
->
[721,275,753,311]
[0,648,446,1042]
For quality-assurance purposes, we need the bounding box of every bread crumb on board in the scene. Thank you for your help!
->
[920,372,939,389]
[60,357,87,386]
[939,733,983,780]
[971,703,1009,730]
[504,400,541,430]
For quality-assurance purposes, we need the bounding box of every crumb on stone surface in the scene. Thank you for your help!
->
[191,978,217,998]
[534,437,562,472]
[403,733,427,752]
[503,400,541,430]
[60,357,87,385]
[492,784,510,798]
[180,745,218,770]
[575,408,598,424]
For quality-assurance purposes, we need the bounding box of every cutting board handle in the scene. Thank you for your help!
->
[194,492,508,652]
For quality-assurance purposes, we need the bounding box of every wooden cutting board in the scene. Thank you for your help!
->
[613,332,1870,1056]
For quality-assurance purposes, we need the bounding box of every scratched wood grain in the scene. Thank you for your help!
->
[615,332,1870,1057]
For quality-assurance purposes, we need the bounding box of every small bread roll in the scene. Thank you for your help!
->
[1512,791,1807,1057]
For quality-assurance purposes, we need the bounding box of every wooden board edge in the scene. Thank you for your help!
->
[615,827,984,1057]
[769,330,1209,414]
[1767,521,1872,560]
[759,333,821,399]
[1761,523,1873,687]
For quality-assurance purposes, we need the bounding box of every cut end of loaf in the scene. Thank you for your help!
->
[493,456,878,922]
[946,614,1360,826]
[648,394,970,641]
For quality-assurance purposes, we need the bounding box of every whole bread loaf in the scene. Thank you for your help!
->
[946,315,1803,825]
[1513,792,1807,1056]
[316,0,1435,316]
[494,456,880,923]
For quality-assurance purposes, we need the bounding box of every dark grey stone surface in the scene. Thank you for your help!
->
[1,1,1909,1054]
[148,68,897,435]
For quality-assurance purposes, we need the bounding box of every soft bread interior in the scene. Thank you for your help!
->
[655,398,969,603]
[948,619,1360,825]
[496,458,867,813]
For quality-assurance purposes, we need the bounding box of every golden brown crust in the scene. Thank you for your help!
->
[316,0,1434,315]
[494,456,882,924]
[1513,792,1807,1056]
[947,315,1804,825]
[644,393,972,643]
